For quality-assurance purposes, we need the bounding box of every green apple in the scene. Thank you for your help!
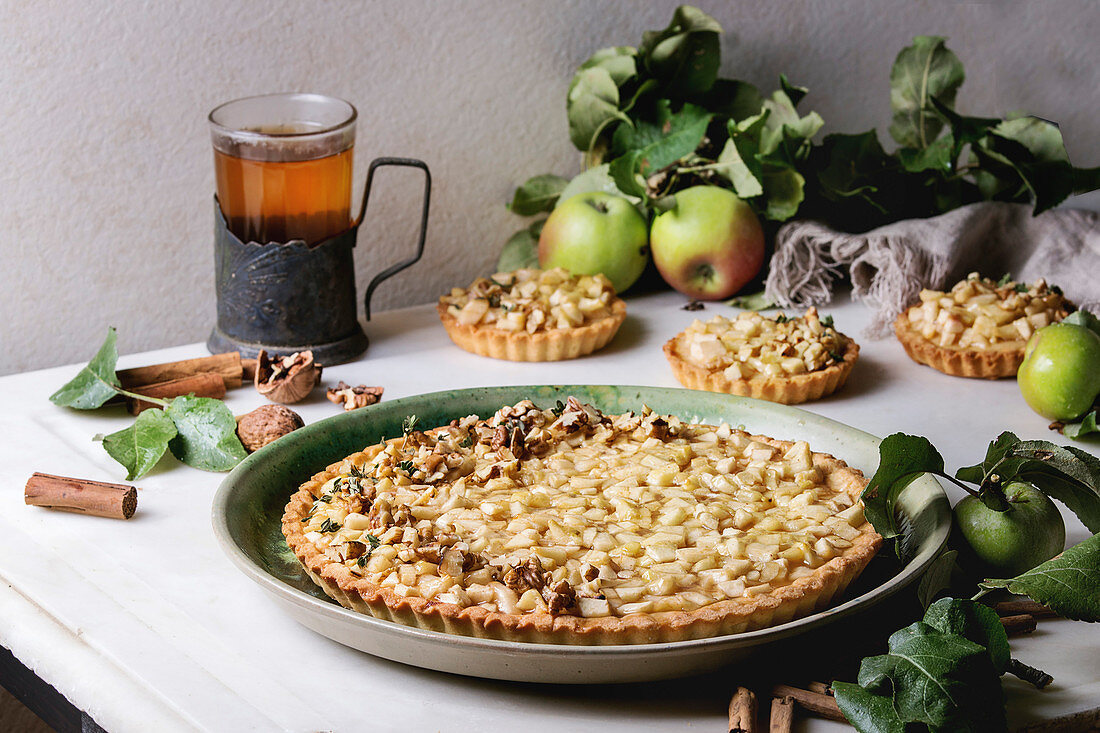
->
[953,482,1065,577]
[538,192,649,294]
[648,186,765,300]
[1018,322,1100,421]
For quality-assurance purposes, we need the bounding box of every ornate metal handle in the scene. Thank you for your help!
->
[358,157,432,320]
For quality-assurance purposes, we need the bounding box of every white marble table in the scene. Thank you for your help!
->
[1,290,1097,732]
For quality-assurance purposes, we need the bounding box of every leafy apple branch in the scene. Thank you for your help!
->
[49,328,247,479]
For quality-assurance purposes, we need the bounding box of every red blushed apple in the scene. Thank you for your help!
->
[649,186,765,300]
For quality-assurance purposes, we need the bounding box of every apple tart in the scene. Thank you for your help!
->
[894,273,1072,378]
[664,309,859,404]
[437,268,626,361]
[282,398,881,644]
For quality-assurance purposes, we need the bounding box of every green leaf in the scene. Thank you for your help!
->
[638,6,722,96]
[611,99,713,178]
[49,327,121,409]
[981,533,1100,621]
[924,598,1010,673]
[101,408,177,480]
[856,622,1005,730]
[889,36,965,149]
[508,174,569,216]
[725,289,775,311]
[567,66,631,152]
[816,131,891,209]
[832,682,908,733]
[760,86,823,161]
[497,225,542,272]
[862,433,946,539]
[929,96,1000,163]
[608,149,648,199]
[957,432,1100,529]
[715,137,763,198]
[1063,310,1100,339]
[557,164,640,205]
[898,134,955,173]
[917,549,959,610]
[166,395,247,472]
[576,46,637,87]
[779,73,808,107]
[762,167,805,221]
[1063,410,1100,440]
[692,78,763,121]
[975,117,1075,214]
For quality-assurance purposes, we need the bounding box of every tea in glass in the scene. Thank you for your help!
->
[209,94,356,245]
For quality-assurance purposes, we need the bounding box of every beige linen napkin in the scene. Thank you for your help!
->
[764,202,1100,336]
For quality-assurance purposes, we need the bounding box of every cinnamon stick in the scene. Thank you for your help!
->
[126,373,226,414]
[117,352,243,390]
[807,681,832,696]
[995,600,1057,619]
[769,696,794,733]
[241,358,258,382]
[770,685,845,722]
[1000,613,1038,637]
[728,686,757,733]
[25,473,137,519]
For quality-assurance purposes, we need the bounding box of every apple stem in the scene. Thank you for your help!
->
[932,470,982,499]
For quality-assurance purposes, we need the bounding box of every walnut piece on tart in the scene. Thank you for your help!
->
[894,273,1072,379]
[282,398,881,645]
[436,268,626,361]
[663,308,860,404]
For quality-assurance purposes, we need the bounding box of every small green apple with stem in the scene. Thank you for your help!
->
[1018,321,1100,421]
[953,482,1066,577]
[538,192,649,294]
[648,186,764,300]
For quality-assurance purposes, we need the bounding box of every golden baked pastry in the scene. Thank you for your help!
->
[664,308,859,404]
[437,268,626,361]
[895,273,1071,378]
[283,399,881,644]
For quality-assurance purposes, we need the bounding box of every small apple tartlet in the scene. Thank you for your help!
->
[894,273,1072,379]
[664,308,859,404]
[437,268,626,361]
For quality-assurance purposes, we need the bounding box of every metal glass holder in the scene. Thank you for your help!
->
[207,157,431,365]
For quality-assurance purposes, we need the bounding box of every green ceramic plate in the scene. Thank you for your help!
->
[213,385,949,683]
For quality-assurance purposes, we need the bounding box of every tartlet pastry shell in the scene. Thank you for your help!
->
[283,435,881,645]
[663,335,860,405]
[437,298,626,362]
[894,311,1022,379]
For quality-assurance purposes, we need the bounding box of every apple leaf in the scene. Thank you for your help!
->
[1062,409,1099,440]
[862,433,946,539]
[610,99,712,179]
[1063,310,1100,339]
[637,5,722,96]
[924,598,1010,673]
[49,327,122,409]
[762,167,806,221]
[888,36,965,149]
[496,221,542,272]
[725,289,775,311]
[576,46,637,87]
[567,66,632,152]
[101,408,177,480]
[508,174,569,216]
[816,131,892,211]
[838,620,1004,731]
[957,432,1100,532]
[981,533,1100,621]
[166,396,247,472]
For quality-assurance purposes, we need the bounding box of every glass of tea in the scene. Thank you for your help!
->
[209,93,356,246]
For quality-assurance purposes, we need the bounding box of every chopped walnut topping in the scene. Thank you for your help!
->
[504,557,546,594]
[439,268,616,333]
[544,580,578,615]
[327,382,384,411]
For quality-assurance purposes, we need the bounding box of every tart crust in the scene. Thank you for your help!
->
[437,298,626,362]
[663,335,860,405]
[282,430,881,645]
[894,312,1022,379]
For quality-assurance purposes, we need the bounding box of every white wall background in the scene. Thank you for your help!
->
[3,0,1098,374]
